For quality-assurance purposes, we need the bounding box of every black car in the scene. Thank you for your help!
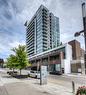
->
[49,71,62,75]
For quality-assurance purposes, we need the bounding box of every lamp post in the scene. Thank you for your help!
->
[74,3,86,74]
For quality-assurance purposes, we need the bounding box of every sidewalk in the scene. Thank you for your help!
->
[63,73,86,79]
[23,78,74,95]
[0,68,74,95]
[0,69,50,95]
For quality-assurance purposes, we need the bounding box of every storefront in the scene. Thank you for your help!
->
[29,44,72,74]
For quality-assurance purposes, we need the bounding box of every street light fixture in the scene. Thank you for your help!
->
[74,32,81,37]
[74,30,84,37]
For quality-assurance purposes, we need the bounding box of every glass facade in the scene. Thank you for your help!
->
[26,5,60,57]
[26,19,35,56]
[49,13,60,48]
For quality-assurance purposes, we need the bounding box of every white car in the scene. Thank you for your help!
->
[29,70,40,78]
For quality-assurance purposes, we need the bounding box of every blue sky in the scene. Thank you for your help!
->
[0,0,86,60]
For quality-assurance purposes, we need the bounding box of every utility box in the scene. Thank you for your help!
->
[40,66,47,85]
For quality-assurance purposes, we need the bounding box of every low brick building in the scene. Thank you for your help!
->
[68,40,85,74]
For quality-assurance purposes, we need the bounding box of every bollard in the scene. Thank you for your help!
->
[72,81,75,94]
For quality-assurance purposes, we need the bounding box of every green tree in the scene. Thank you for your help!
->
[7,54,17,72]
[12,45,28,75]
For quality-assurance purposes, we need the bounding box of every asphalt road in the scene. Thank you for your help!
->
[48,74,86,90]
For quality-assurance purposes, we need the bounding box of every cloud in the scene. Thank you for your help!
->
[9,41,25,48]
[0,0,26,59]
[47,0,85,48]
[0,0,9,7]
[0,0,86,59]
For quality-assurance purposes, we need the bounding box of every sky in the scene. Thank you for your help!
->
[0,0,86,60]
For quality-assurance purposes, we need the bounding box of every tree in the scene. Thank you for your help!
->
[12,45,28,75]
[7,54,17,72]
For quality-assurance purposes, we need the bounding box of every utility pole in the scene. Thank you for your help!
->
[74,3,86,74]
[82,3,86,74]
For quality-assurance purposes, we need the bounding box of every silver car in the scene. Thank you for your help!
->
[29,70,40,78]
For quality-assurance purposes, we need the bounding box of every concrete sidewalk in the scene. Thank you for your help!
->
[0,69,74,95]
[4,82,51,95]
[23,78,74,95]
[63,73,86,79]
[0,69,51,95]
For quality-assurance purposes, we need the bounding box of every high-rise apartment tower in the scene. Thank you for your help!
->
[26,5,60,57]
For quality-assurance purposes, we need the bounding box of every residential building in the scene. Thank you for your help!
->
[26,5,60,57]
[25,5,84,74]
[49,13,60,48]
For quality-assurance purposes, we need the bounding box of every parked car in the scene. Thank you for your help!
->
[49,71,62,75]
[28,70,40,78]
[7,70,18,75]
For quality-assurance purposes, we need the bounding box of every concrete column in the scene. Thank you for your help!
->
[60,52,64,73]
[48,55,50,71]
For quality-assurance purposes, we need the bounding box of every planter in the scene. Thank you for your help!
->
[12,75,29,79]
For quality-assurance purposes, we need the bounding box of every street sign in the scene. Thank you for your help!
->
[40,66,47,85]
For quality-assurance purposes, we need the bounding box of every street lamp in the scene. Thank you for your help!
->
[74,32,82,37]
[74,30,84,37]
[74,2,86,74]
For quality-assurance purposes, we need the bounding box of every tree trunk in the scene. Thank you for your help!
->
[13,68,14,73]
[12,68,15,76]
[20,69,21,75]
